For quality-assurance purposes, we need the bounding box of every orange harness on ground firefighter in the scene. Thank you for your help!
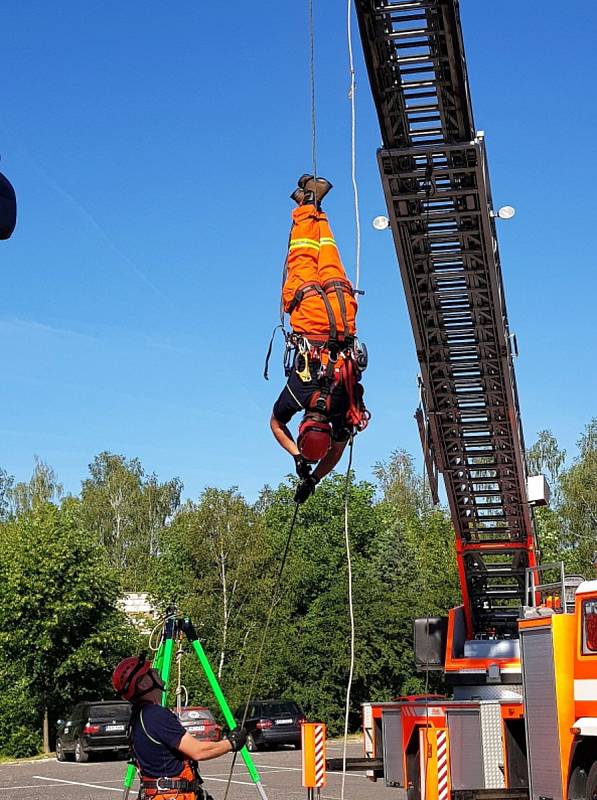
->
[280,202,369,432]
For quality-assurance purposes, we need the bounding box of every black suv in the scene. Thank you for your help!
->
[56,700,131,762]
[235,699,305,751]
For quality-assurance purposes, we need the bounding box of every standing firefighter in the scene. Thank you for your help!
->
[112,656,246,800]
[270,174,369,504]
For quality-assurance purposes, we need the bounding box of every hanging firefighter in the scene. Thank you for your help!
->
[112,655,247,800]
[270,174,369,504]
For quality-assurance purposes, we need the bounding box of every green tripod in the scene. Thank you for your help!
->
[123,611,269,800]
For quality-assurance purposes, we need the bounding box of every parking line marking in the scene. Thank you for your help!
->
[33,775,129,794]
[0,785,67,791]
[249,763,368,780]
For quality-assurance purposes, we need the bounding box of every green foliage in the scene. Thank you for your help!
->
[153,487,273,713]
[559,420,597,574]
[0,496,139,756]
[528,423,597,576]
[80,452,182,590]
[0,468,14,522]
[6,457,63,518]
[1,419,595,752]
[154,459,459,736]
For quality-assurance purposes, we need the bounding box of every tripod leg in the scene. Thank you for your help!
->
[156,616,177,706]
[182,620,268,799]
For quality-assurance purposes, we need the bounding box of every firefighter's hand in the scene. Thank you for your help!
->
[293,454,312,480]
[294,474,318,505]
[225,727,247,752]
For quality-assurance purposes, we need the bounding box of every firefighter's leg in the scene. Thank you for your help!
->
[284,204,331,336]
[317,211,358,336]
[316,211,348,284]
[282,204,321,311]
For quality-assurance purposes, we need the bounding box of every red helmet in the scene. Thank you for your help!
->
[112,655,153,701]
[298,412,332,463]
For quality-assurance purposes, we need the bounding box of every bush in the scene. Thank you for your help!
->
[1,727,42,759]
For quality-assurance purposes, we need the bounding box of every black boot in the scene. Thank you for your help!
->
[298,174,333,207]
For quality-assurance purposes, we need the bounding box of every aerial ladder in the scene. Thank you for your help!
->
[348,2,597,799]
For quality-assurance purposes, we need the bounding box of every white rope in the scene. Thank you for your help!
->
[347,0,362,291]
[148,616,167,652]
[341,9,361,797]
[341,437,356,800]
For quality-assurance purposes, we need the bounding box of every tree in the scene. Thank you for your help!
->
[527,425,597,576]
[80,452,182,589]
[8,457,63,516]
[154,487,271,694]
[559,420,597,576]
[0,497,139,756]
[0,467,14,521]
[372,451,460,695]
[527,430,566,503]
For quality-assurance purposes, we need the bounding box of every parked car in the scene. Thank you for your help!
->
[234,699,305,751]
[176,706,222,741]
[56,700,131,763]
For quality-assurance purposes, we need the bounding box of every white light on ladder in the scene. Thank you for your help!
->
[372,215,390,230]
[490,205,516,220]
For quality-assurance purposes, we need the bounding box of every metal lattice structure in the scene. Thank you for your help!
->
[355,0,537,639]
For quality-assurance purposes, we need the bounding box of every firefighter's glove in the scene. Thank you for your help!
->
[294,474,319,505]
[225,727,247,752]
[293,454,312,480]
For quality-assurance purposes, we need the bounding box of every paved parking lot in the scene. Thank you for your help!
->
[0,741,401,800]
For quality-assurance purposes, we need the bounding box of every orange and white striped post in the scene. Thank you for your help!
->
[419,727,450,800]
[301,722,327,799]
[436,729,449,800]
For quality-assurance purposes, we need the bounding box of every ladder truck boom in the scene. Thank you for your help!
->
[355,0,537,645]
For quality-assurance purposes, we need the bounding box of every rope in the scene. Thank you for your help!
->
[148,614,168,653]
[222,502,301,800]
[309,0,318,179]
[175,639,188,716]
[340,435,356,800]
[420,160,435,794]
[341,11,362,791]
[347,0,362,291]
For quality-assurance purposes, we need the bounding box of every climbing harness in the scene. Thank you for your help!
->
[287,275,357,341]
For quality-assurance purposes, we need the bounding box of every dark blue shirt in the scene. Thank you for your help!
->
[131,704,187,777]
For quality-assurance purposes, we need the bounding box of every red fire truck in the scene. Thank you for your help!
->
[352,2,597,799]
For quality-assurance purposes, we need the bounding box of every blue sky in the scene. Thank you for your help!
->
[1,1,595,501]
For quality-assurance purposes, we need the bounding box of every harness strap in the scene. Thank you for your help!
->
[140,777,204,790]
[323,278,353,340]
[288,281,338,341]
[263,323,286,381]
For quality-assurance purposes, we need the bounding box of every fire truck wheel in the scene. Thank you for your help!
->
[586,761,597,800]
